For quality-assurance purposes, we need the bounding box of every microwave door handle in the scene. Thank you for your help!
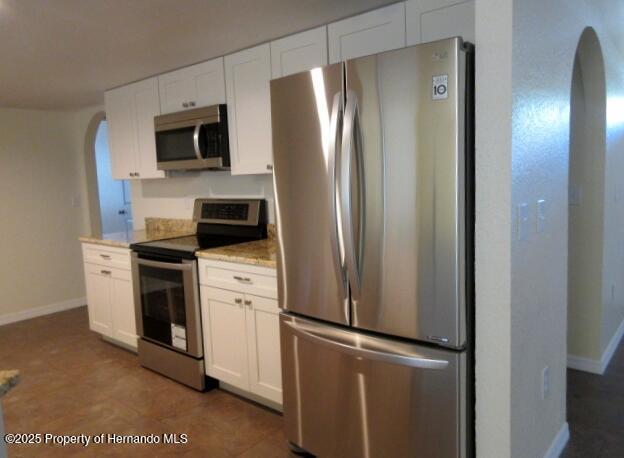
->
[193,124,204,160]
[340,90,361,300]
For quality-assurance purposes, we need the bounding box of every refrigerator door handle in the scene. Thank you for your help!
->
[283,320,449,370]
[328,92,347,303]
[339,89,362,300]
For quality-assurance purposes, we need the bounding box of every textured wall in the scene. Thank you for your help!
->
[509,0,624,456]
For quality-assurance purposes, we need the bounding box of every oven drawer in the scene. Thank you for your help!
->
[82,244,131,271]
[198,259,277,299]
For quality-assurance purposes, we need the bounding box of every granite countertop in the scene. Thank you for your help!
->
[0,370,19,397]
[79,218,196,249]
[196,238,277,268]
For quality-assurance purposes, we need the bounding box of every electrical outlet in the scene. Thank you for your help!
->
[569,185,582,206]
[541,366,550,400]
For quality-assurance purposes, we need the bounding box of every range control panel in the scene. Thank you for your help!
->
[193,198,264,226]
[201,203,249,221]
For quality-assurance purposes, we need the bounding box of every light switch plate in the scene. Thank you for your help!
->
[536,199,546,233]
[517,203,529,241]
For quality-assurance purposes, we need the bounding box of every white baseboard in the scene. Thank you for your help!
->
[0,297,86,326]
[567,318,624,375]
[544,422,569,458]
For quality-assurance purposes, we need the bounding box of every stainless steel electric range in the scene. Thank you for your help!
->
[130,198,267,390]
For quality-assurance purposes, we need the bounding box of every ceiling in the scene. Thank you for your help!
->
[0,0,395,110]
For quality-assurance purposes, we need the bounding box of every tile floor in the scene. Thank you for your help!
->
[0,307,291,457]
[3,306,623,457]
[562,339,624,457]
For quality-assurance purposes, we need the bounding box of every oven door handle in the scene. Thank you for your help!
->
[135,257,195,271]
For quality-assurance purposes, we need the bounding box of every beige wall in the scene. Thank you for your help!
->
[567,31,607,361]
[0,108,88,320]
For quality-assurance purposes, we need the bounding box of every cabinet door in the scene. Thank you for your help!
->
[224,44,273,175]
[84,264,113,337]
[105,86,138,180]
[159,58,226,114]
[271,26,328,79]
[406,0,475,45]
[245,294,282,404]
[328,3,406,64]
[110,268,137,349]
[131,78,164,179]
[201,286,250,389]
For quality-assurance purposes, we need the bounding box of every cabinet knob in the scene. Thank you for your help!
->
[135,172,140,177]
[266,164,273,171]
[182,102,189,108]
[234,298,243,304]
[244,299,252,306]
[100,254,111,260]
[189,101,196,107]
[129,172,134,177]
[233,275,252,283]
[100,270,112,275]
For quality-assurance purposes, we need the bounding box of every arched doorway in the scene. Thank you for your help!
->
[84,112,133,234]
[567,27,607,369]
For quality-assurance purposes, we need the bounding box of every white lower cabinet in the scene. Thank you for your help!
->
[82,244,137,350]
[199,260,282,406]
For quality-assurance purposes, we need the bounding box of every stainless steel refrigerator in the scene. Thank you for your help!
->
[270,37,474,458]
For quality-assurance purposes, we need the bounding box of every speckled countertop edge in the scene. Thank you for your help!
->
[196,239,277,268]
[0,370,20,397]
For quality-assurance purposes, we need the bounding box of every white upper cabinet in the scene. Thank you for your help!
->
[133,78,163,179]
[328,2,406,63]
[158,58,226,114]
[105,77,164,180]
[271,26,328,79]
[224,44,273,175]
[105,86,137,180]
[406,0,475,46]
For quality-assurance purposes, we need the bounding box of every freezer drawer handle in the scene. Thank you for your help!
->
[283,321,449,370]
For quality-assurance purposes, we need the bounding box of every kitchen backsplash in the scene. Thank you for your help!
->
[144,217,197,238]
[130,172,275,230]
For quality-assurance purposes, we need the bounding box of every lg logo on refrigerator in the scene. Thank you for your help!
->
[432,74,449,100]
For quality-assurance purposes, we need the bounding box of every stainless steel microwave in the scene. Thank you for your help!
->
[154,104,230,171]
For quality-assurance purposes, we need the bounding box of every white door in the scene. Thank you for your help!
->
[84,264,113,337]
[159,58,226,114]
[105,86,138,180]
[328,2,406,63]
[201,287,250,389]
[271,26,328,79]
[131,78,164,179]
[224,44,273,175]
[110,268,137,349]
[406,0,475,45]
[245,294,282,404]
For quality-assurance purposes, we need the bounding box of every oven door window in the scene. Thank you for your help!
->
[139,264,188,352]
[156,123,223,162]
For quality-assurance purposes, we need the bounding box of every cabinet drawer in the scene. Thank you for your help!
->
[82,244,131,271]
[199,260,277,299]
[203,286,246,305]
